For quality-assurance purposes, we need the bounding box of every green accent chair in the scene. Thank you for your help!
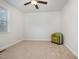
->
[51,32,63,45]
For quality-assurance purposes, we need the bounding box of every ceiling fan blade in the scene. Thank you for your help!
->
[37,1,47,4]
[24,2,31,5]
[35,5,39,9]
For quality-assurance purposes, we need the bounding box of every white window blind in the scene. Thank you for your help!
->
[0,8,7,32]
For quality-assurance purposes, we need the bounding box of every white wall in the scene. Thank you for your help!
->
[0,0,23,51]
[61,0,78,57]
[23,12,61,41]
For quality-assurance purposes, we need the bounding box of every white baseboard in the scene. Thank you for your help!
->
[64,44,78,58]
[23,39,51,41]
[0,39,22,51]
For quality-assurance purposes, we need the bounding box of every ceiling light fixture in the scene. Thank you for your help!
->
[31,0,37,5]
[24,0,48,9]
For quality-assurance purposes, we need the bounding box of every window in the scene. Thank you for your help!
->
[0,7,8,32]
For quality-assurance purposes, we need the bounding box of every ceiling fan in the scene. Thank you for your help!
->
[24,0,48,9]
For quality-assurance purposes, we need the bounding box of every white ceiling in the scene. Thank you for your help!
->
[5,0,67,13]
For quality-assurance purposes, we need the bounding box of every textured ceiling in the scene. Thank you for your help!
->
[5,0,67,13]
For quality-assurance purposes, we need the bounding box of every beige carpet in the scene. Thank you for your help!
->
[0,40,77,59]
